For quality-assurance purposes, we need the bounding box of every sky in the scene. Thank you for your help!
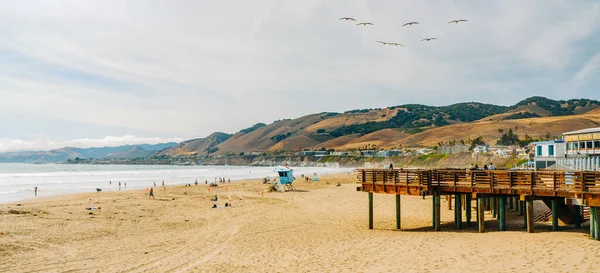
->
[1,0,599,152]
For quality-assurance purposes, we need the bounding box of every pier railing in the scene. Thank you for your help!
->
[357,169,600,205]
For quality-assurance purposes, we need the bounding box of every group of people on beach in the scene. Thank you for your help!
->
[469,163,495,170]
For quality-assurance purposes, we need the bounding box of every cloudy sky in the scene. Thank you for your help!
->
[1,0,599,152]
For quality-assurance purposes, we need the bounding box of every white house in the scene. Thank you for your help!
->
[472,145,489,153]
[532,140,565,169]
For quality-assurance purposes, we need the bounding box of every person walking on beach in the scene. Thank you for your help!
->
[34,186,38,197]
[162,180,164,187]
[149,187,155,199]
[124,182,127,189]
[119,181,121,190]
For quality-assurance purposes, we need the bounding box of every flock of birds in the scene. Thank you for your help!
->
[339,17,468,47]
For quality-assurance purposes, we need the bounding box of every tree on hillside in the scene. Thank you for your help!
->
[469,136,485,151]
[497,129,521,146]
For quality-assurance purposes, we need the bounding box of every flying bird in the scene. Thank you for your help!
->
[421,37,438,42]
[376,41,389,45]
[402,22,419,26]
[339,17,356,21]
[357,22,374,26]
[448,19,468,24]
[389,43,404,47]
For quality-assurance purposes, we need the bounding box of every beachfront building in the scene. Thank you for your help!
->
[552,127,600,171]
[438,145,470,154]
[360,150,377,157]
[296,151,330,156]
[376,150,402,158]
[472,145,489,153]
[531,140,565,169]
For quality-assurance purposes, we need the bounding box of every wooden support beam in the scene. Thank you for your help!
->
[432,195,435,228]
[368,192,374,230]
[574,205,581,229]
[526,196,534,233]
[499,196,506,231]
[591,207,595,239]
[434,195,441,231]
[477,197,485,233]
[447,195,452,210]
[466,194,472,226]
[519,200,525,216]
[455,194,462,230]
[492,197,497,219]
[396,194,401,230]
[551,199,559,231]
[595,207,600,240]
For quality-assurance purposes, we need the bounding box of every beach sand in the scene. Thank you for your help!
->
[1,173,599,273]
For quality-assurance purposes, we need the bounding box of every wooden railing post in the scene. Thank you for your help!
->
[490,172,494,194]
[530,172,535,193]
[372,171,376,192]
[552,172,557,195]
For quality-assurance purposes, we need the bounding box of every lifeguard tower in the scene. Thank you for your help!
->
[271,166,297,192]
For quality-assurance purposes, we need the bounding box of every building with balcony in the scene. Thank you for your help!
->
[564,127,600,156]
[532,140,565,169]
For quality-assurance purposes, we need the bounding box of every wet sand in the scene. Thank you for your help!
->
[1,173,599,273]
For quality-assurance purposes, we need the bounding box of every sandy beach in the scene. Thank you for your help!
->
[1,173,599,273]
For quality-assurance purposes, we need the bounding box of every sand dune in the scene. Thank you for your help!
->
[1,174,599,272]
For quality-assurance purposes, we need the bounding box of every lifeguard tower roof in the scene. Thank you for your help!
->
[274,166,293,172]
[274,166,295,185]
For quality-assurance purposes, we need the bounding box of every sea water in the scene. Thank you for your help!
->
[0,163,353,203]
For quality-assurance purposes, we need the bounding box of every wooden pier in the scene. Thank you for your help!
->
[357,169,600,240]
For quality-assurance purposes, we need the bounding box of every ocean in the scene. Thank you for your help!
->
[0,164,353,203]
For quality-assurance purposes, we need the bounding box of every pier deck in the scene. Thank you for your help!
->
[357,169,600,239]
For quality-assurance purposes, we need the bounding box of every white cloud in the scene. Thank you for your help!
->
[0,0,599,143]
[0,136,184,153]
[572,53,600,87]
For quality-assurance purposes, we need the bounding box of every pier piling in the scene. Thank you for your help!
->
[455,194,462,230]
[396,194,401,230]
[526,196,534,233]
[368,192,374,230]
[434,194,441,231]
[477,197,485,233]
[574,205,581,229]
[466,194,472,226]
[551,199,559,231]
[499,196,506,231]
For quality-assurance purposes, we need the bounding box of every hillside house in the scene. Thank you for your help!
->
[376,150,402,158]
[360,150,378,157]
[438,145,470,154]
[296,151,329,156]
[472,145,489,153]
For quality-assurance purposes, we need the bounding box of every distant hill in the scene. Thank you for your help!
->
[156,133,231,156]
[157,96,600,156]
[0,142,177,163]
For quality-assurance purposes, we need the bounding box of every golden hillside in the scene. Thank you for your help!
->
[157,97,600,156]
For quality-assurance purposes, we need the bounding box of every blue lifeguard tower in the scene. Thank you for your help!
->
[272,166,296,192]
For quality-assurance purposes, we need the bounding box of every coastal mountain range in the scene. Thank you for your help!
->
[0,143,177,163]
[158,96,600,157]
[3,96,600,163]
